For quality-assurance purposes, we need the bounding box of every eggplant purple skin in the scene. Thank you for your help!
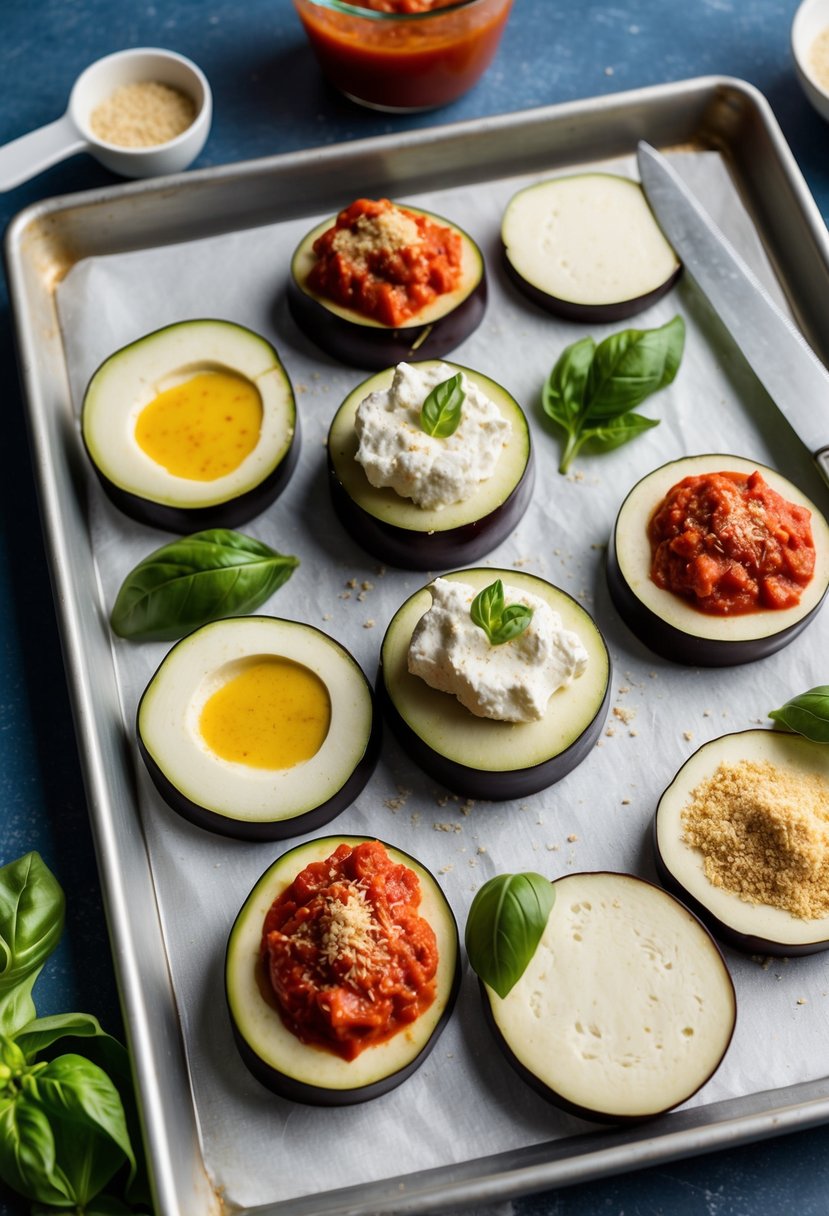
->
[502,248,682,323]
[136,680,381,843]
[605,534,827,668]
[376,657,611,801]
[652,810,829,958]
[478,872,736,1125]
[226,943,462,1106]
[85,413,301,533]
[327,446,535,571]
[287,274,487,371]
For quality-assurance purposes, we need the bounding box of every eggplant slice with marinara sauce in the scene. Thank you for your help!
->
[225,835,461,1105]
[288,201,486,370]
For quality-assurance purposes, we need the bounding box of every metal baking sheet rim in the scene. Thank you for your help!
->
[6,75,829,1216]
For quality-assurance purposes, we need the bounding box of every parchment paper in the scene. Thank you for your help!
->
[55,151,829,1212]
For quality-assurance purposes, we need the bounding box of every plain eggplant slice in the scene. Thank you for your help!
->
[379,568,611,799]
[137,617,379,840]
[225,835,461,1105]
[327,360,534,569]
[607,453,829,666]
[501,173,680,321]
[481,871,736,1123]
[654,728,829,956]
[288,206,487,369]
[82,319,298,532]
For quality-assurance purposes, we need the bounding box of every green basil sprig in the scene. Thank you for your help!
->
[420,372,465,438]
[465,872,555,998]
[0,853,148,1212]
[769,686,829,742]
[542,315,685,473]
[110,529,299,642]
[470,579,533,646]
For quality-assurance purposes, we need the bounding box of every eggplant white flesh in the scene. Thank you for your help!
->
[501,174,680,321]
[225,835,461,1105]
[379,568,610,799]
[655,729,829,955]
[82,319,298,531]
[483,872,736,1123]
[137,617,379,840]
[327,361,534,569]
[289,206,486,369]
[607,454,829,666]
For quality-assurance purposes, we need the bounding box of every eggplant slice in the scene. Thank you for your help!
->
[481,871,736,1123]
[225,835,461,1105]
[288,206,486,369]
[655,728,829,956]
[379,568,611,799]
[327,361,534,569]
[502,173,680,322]
[607,453,829,666]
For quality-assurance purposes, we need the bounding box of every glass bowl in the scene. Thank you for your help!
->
[292,0,514,112]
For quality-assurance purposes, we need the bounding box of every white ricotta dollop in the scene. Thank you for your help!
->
[407,578,589,723]
[354,362,511,510]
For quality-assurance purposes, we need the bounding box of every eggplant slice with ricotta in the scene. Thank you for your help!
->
[327,361,534,569]
[379,568,611,799]
[481,871,736,1123]
[82,319,298,532]
[137,617,379,840]
[225,835,461,1105]
[607,453,829,666]
[655,728,829,956]
[501,173,680,322]
[288,206,486,369]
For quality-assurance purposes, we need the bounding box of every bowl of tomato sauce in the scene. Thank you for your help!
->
[292,0,514,111]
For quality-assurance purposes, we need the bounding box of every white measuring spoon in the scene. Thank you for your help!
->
[0,47,212,191]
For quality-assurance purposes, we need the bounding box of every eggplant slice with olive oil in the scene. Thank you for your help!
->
[327,360,534,570]
[225,835,461,1105]
[378,568,611,799]
[82,319,298,532]
[288,205,487,370]
[137,617,379,840]
[480,871,736,1123]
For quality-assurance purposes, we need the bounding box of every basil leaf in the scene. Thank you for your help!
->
[465,873,555,999]
[0,1089,73,1206]
[470,580,534,646]
[0,855,64,1037]
[110,529,299,642]
[420,373,465,438]
[769,686,829,743]
[585,315,685,421]
[542,336,595,428]
[544,316,684,472]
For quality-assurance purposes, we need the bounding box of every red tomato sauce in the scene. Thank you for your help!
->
[307,197,462,327]
[261,840,438,1060]
[648,469,815,614]
[295,0,512,114]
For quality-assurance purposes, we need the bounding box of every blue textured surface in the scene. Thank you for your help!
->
[1,1,829,1213]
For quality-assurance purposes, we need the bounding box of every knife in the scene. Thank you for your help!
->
[637,140,829,492]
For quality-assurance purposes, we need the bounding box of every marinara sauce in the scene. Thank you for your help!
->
[294,0,513,111]
[261,840,438,1060]
[649,469,815,614]
[308,197,462,327]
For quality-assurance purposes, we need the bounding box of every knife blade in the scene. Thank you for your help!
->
[637,140,829,491]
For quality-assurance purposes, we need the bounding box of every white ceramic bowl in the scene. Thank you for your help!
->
[792,0,829,122]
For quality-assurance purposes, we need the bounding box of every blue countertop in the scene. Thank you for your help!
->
[2,1,829,1213]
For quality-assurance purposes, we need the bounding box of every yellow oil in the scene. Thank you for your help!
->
[135,370,262,480]
[199,657,331,770]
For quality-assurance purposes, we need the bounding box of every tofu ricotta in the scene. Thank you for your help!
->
[407,576,588,722]
[354,362,510,510]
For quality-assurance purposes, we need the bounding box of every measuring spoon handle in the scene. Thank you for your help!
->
[0,113,88,192]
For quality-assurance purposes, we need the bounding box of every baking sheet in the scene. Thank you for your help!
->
[50,143,829,1214]
[9,80,826,1211]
